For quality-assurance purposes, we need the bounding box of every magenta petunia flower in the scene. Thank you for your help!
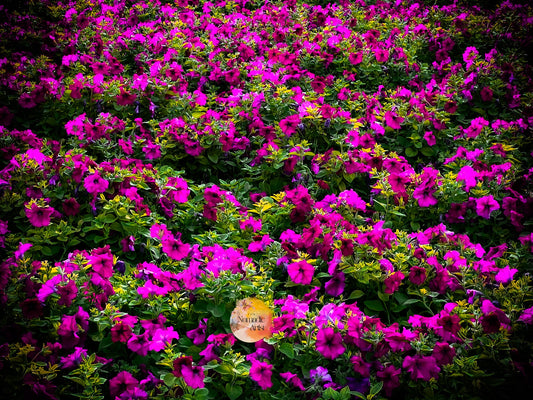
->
[384,111,404,130]
[142,141,161,159]
[315,327,345,360]
[127,332,150,356]
[161,236,190,261]
[377,364,401,397]
[109,371,139,398]
[14,242,32,260]
[25,203,54,227]
[384,271,405,294]
[287,260,314,285]
[57,314,83,349]
[518,306,533,325]
[408,266,427,285]
[116,89,136,106]
[480,86,493,101]
[62,197,80,216]
[457,165,477,192]
[172,355,193,378]
[279,371,305,391]
[249,359,273,390]
[375,48,389,63]
[88,252,114,278]
[279,114,300,137]
[83,172,109,195]
[186,318,208,345]
[402,355,440,381]
[57,279,78,307]
[349,52,363,65]
[21,298,43,319]
[494,265,518,285]
[475,195,500,219]
[424,131,436,146]
[182,364,205,389]
[111,322,133,343]
[149,327,180,352]
[432,342,456,365]
[324,272,345,297]
[412,184,438,208]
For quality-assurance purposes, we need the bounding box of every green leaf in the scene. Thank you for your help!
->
[421,146,435,157]
[207,151,219,164]
[369,380,383,398]
[279,342,295,359]
[377,291,389,302]
[208,303,226,317]
[163,373,176,387]
[405,147,418,157]
[348,290,364,300]
[226,383,243,400]
[194,388,209,400]
[364,299,385,312]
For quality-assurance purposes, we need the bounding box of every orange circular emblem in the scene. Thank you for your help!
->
[230,298,273,343]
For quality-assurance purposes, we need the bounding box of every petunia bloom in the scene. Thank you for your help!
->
[402,355,440,381]
[25,203,55,227]
[518,306,533,325]
[181,364,205,389]
[161,235,190,261]
[408,266,426,285]
[475,195,500,219]
[384,111,404,130]
[109,371,139,398]
[280,371,305,391]
[315,327,345,360]
[83,172,109,195]
[494,265,518,285]
[249,359,273,390]
[287,260,314,285]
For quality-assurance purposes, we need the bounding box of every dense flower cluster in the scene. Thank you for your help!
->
[0,0,532,399]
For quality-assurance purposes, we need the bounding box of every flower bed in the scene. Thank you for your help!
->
[0,0,532,399]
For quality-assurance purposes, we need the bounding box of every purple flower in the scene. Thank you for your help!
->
[249,359,273,390]
[432,342,456,365]
[384,271,405,294]
[127,332,150,356]
[62,198,80,216]
[494,265,518,285]
[475,195,500,219]
[88,252,114,278]
[315,327,345,360]
[287,260,314,285]
[14,242,32,260]
[186,318,208,345]
[279,371,305,391]
[408,266,426,285]
[402,355,440,381]
[109,371,139,398]
[60,347,88,369]
[457,165,477,192]
[412,184,438,207]
[325,272,345,297]
[376,365,401,397]
[57,279,78,307]
[25,203,54,227]
[518,306,533,324]
[83,172,109,195]
[182,364,205,389]
[310,366,332,384]
[384,110,403,129]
